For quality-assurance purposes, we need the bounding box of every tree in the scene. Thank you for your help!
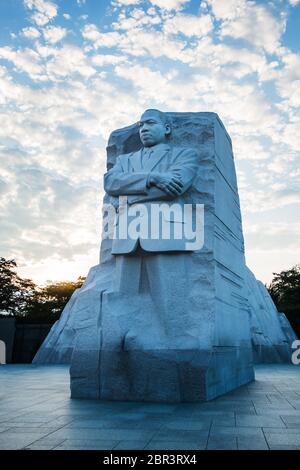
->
[24,277,86,322]
[0,257,36,316]
[268,264,300,337]
[0,257,86,322]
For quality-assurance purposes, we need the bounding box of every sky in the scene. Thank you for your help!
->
[0,0,299,285]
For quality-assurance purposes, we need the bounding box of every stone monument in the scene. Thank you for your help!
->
[33,110,296,402]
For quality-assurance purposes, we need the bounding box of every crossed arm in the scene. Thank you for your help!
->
[103,148,199,204]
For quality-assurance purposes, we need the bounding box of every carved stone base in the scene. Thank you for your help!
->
[70,346,254,402]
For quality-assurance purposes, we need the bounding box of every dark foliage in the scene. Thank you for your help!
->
[268,264,300,337]
[0,257,85,323]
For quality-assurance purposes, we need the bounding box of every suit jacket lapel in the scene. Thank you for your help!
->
[129,146,171,172]
[143,146,171,172]
[128,149,143,172]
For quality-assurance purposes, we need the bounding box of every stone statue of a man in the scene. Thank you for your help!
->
[104,109,200,253]
[35,110,257,402]
[103,109,201,344]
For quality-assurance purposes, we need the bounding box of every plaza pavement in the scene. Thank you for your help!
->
[0,364,300,450]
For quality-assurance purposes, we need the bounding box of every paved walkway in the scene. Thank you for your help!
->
[0,364,300,450]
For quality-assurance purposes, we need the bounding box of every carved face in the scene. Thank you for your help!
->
[138,111,170,147]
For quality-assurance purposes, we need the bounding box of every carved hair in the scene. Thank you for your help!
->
[141,109,172,135]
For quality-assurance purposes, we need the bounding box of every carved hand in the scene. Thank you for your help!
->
[149,172,183,196]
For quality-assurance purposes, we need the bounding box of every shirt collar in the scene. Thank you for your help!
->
[143,143,170,153]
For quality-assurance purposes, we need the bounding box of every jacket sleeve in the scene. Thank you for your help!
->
[167,147,199,195]
[104,155,150,196]
[127,186,173,205]
[127,148,199,204]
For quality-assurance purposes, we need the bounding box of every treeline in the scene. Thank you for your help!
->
[0,257,85,323]
[268,264,300,337]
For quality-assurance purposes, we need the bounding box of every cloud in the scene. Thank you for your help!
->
[0,165,100,267]
[244,222,300,252]
[275,51,300,111]
[0,64,143,282]
[240,186,300,214]
[80,14,277,86]
[280,120,300,152]
[206,0,246,20]
[233,137,271,161]
[0,41,96,81]
[91,54,126,66]
[81,22,186,60]
[24,0,58,26]
[43,26,67,44]
[82,24,122,48]
[114,63,179,104]
[163,13,213,37]
[244,225,300,283]
[45,44,96,78]
[1,0,299,286]
[22,27,41,39]
[112,7,162,30]
[207,0,286,53]
[0,46,43,79]
[112,0,141,5]
[149,0,191,10]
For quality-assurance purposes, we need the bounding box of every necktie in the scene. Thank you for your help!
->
[144,148,153,160]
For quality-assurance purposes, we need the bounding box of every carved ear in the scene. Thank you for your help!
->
[165,124,171,136]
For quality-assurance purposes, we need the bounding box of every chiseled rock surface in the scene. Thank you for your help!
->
[246,267,297,363]
[33,262,114,364]
[33,112,294,401]
[278,312,298,345]
[33,264,296,368]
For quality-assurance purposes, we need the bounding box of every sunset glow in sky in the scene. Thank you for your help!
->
[0,0,300,285]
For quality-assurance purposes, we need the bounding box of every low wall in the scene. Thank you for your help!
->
[0,317,16,363]
[13,323,53,363]
[0,318,53,363]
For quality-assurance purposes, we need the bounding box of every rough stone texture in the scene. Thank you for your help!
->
[33,264,112,365]
[33,265,296,368]
[279,312,298,344]
[32,112,294,401]
[245,267,297,363]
